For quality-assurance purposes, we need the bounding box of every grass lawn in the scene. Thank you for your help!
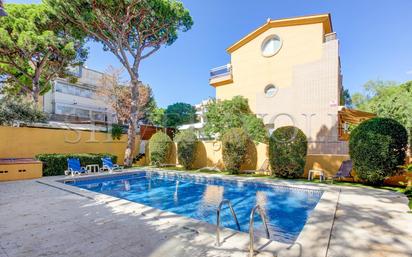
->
[136,165,412,210]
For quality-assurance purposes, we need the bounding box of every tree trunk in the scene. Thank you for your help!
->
[32,69,41,107]
[123,79,140,166]
[32,79,40,108]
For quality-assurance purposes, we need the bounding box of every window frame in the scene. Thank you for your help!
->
[261,35,283,57]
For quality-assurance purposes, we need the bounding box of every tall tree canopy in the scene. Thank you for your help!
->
[0,96,47,126]
[352,80,412,130]
[0,4,87,104]
[149,107,165,126]
[340,88,352,108]
[45,0,193,166]
[204,96,268,143]
[164,102,196,127]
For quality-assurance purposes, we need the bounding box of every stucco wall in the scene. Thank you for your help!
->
[0,126,139,164]
[0,162,42,181]
[188,141,269,171]
[214,21,345,155]
[217,23,325,109]
[145,141,406,186]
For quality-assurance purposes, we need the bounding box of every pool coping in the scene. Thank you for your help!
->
[37,169,340,257]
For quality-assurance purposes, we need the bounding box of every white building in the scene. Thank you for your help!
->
[178,99,211,139]
[42,66,114,124]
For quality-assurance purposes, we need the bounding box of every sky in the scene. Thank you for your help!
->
[6,0,412,107]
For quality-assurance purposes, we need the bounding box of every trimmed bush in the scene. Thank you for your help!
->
[149,131,172,167]
[222,128,249,174]
[175,130,198,169]
[349,117,408,184]
[269,126,308,178]
[0,97,47,125]
[110,124,124,140]
[36,153,117,176]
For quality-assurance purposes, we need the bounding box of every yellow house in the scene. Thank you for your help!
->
[210,14,348,155]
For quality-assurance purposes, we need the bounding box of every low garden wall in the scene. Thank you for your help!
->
[146,140,407,186]
[0,125,407,186]
[148,140,345,173]
[0,126,140,165]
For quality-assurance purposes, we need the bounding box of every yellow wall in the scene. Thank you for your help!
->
[216,23,324,111]
[304,154,408,186]
[0,126,140,164]
[144,141,407,186]
[0,162,42,181]
[213,19,347,156]
[304,154,350,177]
[188,141,268,170]
[145,141,268,171]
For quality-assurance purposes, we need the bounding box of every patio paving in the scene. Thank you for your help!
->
[0,175,411,257]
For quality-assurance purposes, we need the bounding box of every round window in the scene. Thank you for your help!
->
[261,35,282,57]
[264,84,278,97]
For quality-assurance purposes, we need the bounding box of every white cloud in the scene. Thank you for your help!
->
[407,70,412,75]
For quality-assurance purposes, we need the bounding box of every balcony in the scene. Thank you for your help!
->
[324,32,337,42]
[209,64,233,87]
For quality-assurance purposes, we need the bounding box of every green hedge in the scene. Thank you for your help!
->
[222,128,250,174]
[36,153,117,176]
[269,126,308,178]
[149,131,172,167]
[349,117,408,184]
[175,130,198,169]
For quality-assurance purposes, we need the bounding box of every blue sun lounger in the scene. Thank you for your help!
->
[65,158,87,176]
[101,157,123,172]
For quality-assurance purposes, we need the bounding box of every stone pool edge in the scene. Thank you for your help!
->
[38,169,339,257]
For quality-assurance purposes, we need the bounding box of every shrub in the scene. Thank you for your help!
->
[204,96,267,142]
[242,114,268,143]
[36,153,117,176]
[0,97,47,125]
[110,124,124,140]
[149,131,172,167]
[222,128,249,174]
[349,117,408,184]
[269,126,308,178]
[175,130,198,169]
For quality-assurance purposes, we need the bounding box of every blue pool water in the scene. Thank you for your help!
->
[67,172,323,243]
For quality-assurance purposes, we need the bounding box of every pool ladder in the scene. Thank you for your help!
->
[249,205,270,257]
[216,199,241,247]
[215,201,270,257]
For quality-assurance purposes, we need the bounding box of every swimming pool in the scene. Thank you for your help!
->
[66,171,323,244]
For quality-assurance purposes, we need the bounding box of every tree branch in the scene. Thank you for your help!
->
[141,46,160,60]
[0,66,32,94]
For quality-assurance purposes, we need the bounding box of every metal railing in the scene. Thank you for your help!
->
[249,205,270,257]
[216,199,241,247]
[324,32,337,42]
[210,64,232,80]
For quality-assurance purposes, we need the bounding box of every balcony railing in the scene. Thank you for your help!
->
[324,32,337,42]
[210,64,232,80]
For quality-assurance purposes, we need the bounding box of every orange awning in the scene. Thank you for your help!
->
[338,108,376,141]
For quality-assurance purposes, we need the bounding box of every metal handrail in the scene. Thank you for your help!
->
[216,199,240,247]
[210,64,232,79]
[210,64,231,73]
[249,205,270,257]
